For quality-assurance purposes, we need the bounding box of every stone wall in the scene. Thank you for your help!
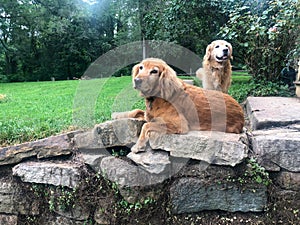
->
[0,97,299,224]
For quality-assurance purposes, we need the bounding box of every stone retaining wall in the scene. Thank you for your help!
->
[0,97,299,224]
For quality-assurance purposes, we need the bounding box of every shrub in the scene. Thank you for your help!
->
[0,75,9,83]
[220,0,299,82]
[229,78,292,103]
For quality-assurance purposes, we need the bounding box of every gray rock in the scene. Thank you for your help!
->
[149,131,248,167]
[170,177,267,214]
[276,171,300,191]
[127,147,171,174]
[12,161,82,189]
[0,179,39,215]
[79,149,110,172]
[250,129,300,172]
[75,119,144,150]
[0,131,79,166]
[246,97,300,130]
[100,156,168,187]
[54,203,90,221]
[44,216,83,225]
[0,215,18,225]
[0,181,14,214]
[100,156,169,204]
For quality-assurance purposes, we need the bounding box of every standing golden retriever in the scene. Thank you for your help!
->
[115,58,244,153]
[196,40,233,93]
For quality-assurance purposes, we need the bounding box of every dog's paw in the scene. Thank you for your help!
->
[131,143,147,153]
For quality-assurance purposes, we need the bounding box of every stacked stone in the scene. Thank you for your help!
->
[246,97,300,192]
[0,96,299,224]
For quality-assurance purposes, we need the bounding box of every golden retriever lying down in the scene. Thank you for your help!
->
[116,58,244,153]
[196,40,233,93]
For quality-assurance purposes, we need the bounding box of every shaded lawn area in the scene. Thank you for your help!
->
[0,74,250,146]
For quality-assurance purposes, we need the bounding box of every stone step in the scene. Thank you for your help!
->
[246,97,300,130]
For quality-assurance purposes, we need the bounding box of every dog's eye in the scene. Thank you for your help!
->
[225,45,229,48]
[215,45,220,48]
[139,66,143,70]
[150,69,158,74]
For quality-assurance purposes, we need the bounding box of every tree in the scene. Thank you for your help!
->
[0,0,122,81]
[137,0,229,55]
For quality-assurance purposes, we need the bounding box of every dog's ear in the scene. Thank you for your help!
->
[132,63,140,78]
[204,44,212,61]
[159,65,182,100]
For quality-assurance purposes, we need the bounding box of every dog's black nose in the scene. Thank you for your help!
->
[223,49,229,55]
[134,78,142,88]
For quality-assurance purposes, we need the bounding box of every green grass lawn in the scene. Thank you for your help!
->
[0,76,140,146]
[0,75,250,146]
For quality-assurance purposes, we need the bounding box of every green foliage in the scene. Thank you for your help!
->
[110,148,130,157]
[0,75,9,83]
[118,196,156,215]
[0,0,234,81]
[1,0,299,83]
[219,0,300,81]
[225,158,271,186]
[140,0,229,54]
[229,78,293,103]
[0,0,116,81]
[244,157,271,186]
[31,184,77,212]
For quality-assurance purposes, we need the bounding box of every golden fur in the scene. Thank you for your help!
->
[196,40,233,93]
[116,58,244,153]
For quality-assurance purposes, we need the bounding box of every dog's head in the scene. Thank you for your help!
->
[204,40,232,63]
[132,58,182,98]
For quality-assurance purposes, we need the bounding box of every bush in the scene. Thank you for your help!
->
[0,75,9,83]
[219,0,299,82]
[229,78,293,103]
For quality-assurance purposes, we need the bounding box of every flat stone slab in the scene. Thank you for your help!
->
[149,131,248,167]
[0,131,80,166]
[12,161,82,188]
[250,128,300,172]
[170,177,267,214]
[75,119,145,150]
[246,97,300,130]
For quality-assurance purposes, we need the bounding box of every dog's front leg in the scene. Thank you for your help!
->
[131,123,150,153]
[131,119,167,153]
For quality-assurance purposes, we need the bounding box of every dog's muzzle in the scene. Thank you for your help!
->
[134,78,142,89]
[216,48,229,61]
